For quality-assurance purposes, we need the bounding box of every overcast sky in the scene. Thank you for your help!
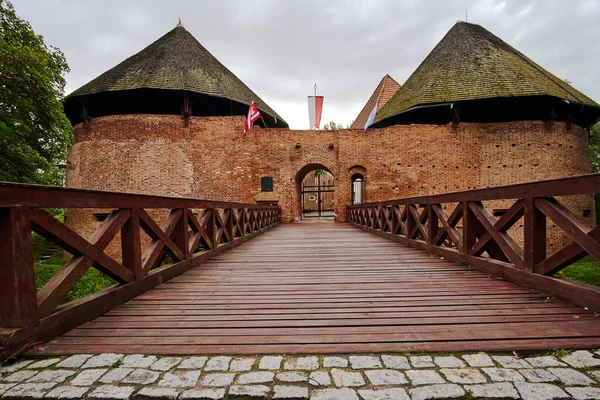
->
[12,0,600,129]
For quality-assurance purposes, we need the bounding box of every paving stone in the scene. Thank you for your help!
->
[493,356,532,369]
[0,383,16,395]
[56,354,93,369]
[409,384,466,400]
[98,368,133,383]
[179,356,208,370]
[158,370,201,388]
[228,384,270,399]
[82,353,123,369]
[357,388,410,400]
[566,386,600,400]
[273,385,309,399]
[514,382,570,400]
[70,368,107,386]
[258,355,282,370]
[150,357,181,371]
[309,371,331,386]
[440,368,487,384]
[410,355,435,368]
[122,354,157,369]
[434,356,466,368]
[230,357,255,371]
[26,369,75,384]
[204,356,231,371]
[201,373,236,387]
[45,385,90,399]
[464,382,519,399]
[590,370,600,380]
[0,359,35,374]
[331,368,366,387]
[561,350,600,368]
[27,358,61,369]
[237,371,274,384]
[179,388,225,399]
[276,372,308,383]
[364,369,408,385]
[348,356,381,369]
[406,369,446,385]
[88,384,135,399]
[2,382,56,399]
[323,357,348,368]
[483,368,525,382]
[122,369,161,385]
[134,387,179,399]
[462,353,495,367]
[284,356,319,370]
[547,368,595,386]
[380,355,410,369]
[521,369,560,383]
[3,369,38,382]
[311,388,359,400]
[525,356,567,368]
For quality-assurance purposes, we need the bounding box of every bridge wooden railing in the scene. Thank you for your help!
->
[0,182,279,358]
[348,173,600,312]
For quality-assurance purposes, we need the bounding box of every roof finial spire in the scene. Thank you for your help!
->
[176,16,183,28]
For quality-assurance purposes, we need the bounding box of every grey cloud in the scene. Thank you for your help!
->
[12,0,600,129]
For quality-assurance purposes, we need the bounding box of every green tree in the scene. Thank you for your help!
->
[0,0,72,185]
[322,121,345,130]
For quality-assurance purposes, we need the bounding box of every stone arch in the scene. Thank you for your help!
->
[292,158,339,222]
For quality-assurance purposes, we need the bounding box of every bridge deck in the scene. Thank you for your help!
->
[32,222,600,355]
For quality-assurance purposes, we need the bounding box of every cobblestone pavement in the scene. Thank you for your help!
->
[1,351,600,399]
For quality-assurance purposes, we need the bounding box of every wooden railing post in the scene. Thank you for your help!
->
[524,197,546,272]
[0,207,37,328]
[121,208,143,279]
[427,204,438,246]
[206,208,216,249]
[224,208,234,242]
[174,208,189,260]
[462,201,477,255]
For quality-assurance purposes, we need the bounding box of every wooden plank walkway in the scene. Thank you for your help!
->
[32,222,600,355]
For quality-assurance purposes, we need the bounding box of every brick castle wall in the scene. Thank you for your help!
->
[65,115,593,257]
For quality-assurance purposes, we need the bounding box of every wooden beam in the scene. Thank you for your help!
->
[524,198,546,273]
[0,207,37,328]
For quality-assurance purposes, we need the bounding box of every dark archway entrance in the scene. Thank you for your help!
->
[294,163,336,221]
[301,170,335,218]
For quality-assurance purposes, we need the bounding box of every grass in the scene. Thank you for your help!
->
[555,256,600,287]
[32,210,116,304]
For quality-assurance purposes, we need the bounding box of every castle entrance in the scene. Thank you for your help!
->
[301,170,335,218]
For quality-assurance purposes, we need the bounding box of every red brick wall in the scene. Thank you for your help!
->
[65,115,593,254]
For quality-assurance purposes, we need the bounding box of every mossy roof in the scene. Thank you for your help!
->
[67,25,285,124]
[376,22,600,124]
[350,74,400,129]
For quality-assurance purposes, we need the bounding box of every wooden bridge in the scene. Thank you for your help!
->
[1,175,600,359]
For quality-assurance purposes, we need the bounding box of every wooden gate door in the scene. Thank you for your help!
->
[302,173,334,218]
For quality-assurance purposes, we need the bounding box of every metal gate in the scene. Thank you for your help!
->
[302,173,334,218]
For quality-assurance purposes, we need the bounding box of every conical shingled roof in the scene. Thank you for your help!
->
[350,74,400,129]
[375,21,600,126]
[67,25,286,126]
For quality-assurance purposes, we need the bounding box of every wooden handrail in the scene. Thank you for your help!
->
[347,174,600,312]
[347,173,600,207]
[0,182,280,359]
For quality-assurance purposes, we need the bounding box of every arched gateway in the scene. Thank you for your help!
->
[294,163,337,221]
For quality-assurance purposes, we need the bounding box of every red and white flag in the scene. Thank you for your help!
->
[244,100,261,134]
[308,95,324,129]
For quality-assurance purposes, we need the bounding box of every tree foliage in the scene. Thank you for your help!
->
[322,121,346,130]
[0,0,72,185]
